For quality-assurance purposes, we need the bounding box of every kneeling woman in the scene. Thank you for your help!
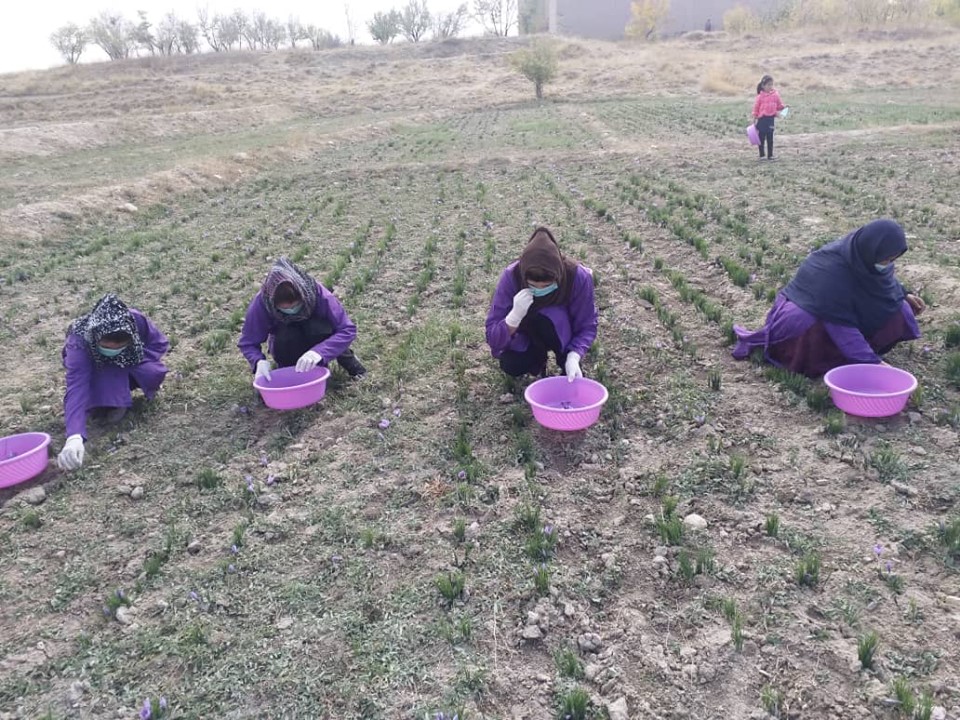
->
[732,219,925,377]
[58,294,170,471]
[238,257,366,383]
[486,227,598,380]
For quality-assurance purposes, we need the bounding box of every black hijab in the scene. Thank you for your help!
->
[783,219,908,336]
[68,293,144,368]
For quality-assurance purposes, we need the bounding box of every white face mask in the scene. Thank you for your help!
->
[874,262,894,274]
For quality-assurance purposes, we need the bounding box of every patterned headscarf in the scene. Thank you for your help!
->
[260,257,319,324]
[68,293,144,368]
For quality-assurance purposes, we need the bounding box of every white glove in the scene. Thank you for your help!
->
[505,288,534,328]
[295,350,323,373]
[564,352,583,383]
[57,434,85,471]
[255,359,273,382]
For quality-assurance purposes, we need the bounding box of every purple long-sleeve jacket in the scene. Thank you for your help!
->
[237,281,357,370]
[733,294,920,365]
[485,262,598,359]
[62,309,169,439]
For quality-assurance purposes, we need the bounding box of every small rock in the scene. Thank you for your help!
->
[118,202,138,213]
[19,487,46,506]
[607,697,629,720]
[683,513,708,531]
[584,663,600,681]
[931,707,946,720]
[578,632,602,653]
[130,486,144,500]
[526,612,541,626]
[910,446,927,456]
[115,606,133,626]
[682,663,698,680]
[116,484,133,496]
[563,603,576,617]
[187,540,202,555]
[257,493,281,508]
[908,412,923,425]
[66,680,88,705]
[521,625,543,640]
[499,393,514,404]
[466,522,480,541]
[276,616,294,630]
[891,481,919,497]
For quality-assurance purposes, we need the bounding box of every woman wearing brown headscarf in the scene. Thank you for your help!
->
[485,227,598,379]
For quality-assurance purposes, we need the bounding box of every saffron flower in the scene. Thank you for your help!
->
[378,419,391,430]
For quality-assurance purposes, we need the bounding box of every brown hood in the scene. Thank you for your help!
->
[512,227,579,311]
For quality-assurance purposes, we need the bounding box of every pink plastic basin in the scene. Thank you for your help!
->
[823,364,917,418]
[254,366,331,410]
[746,124,760,146]
[0,432,51,489]
[524,377,609,431]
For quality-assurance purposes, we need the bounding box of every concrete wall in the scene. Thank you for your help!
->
[518,0,784,39]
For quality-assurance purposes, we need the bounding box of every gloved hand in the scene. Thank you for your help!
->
[57,434,85,471]
[255,359,273,382]
[295,350,323,373]
[564,352,583,383]
[505,288,534,328]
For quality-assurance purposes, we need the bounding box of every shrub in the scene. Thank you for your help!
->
[511,39,558,100]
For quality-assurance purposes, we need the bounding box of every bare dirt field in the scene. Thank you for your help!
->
[1,27,959,720]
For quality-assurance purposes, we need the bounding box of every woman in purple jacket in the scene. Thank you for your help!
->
[486,227,598,381]
[58,294,170,471]
[238,257,366,383]
[732,219,925,377]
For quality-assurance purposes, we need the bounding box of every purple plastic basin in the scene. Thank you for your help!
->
[0,432,51,489]
[524,377,608,431]
[746,124,760,146]
[823,364,917,418]
[253,366,331,410]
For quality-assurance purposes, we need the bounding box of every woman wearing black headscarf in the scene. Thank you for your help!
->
[732,219,925,377]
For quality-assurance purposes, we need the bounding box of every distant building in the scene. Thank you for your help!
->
[520,0,780,38]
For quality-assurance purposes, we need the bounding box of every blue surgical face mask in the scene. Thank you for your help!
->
[97,345,125,357]
[529,282,558,298]
[279,303,303,315]
[874,263,894,274]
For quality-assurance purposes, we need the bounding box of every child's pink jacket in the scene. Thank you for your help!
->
[753,90,785,119]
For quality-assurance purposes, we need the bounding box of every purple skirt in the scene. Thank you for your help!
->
[733,294,920,378]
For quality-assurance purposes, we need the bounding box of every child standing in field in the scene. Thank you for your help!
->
[752,74,786,161]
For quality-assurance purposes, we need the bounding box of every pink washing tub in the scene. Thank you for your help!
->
[254,366,331,410]
[0,432,51,488]
[746,124,760,146]
[823,364,917,418]
[524,377,609,431]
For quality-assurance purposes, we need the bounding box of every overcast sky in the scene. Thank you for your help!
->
[1,0,482,74]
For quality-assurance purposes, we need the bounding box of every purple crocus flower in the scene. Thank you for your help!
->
[140,699,152,720]
[393,408,402,417]
[885,561,893,574]
[231,544,239,555]
[378,419,391,430]
[543,524,554,537]
[116,588,125,600]
[265,474,276,486]
[260,453,269,467]
[874,543,884,558]
[228,564,236,574]
[159,698,168,711]
[457,470,467,481]
[189,591,200,602]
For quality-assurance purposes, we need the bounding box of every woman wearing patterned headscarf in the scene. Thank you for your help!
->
[732,219,925,377]
[486,227,598,380]
[57,294,170,471]
[238,257,366,383]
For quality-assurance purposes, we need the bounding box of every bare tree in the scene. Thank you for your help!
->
[433,3,469,38]
[473,0,518,36]
[306,25,343,50]
[50,23,88,64]
[344,2,358,44]
[88,12,137,60]
[287,16,308,48]
[133,11,157,55]
[231,10,249,50]
[400,0,432,42]
[176,19,201,54]
[265,19,287,49]
[368,10,402,44]
[154,13,180,56]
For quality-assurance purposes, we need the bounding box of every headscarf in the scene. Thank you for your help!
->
[511,227,580,313]
[68,293,144,368]
[260,257,319,324]
[782,219,909,336]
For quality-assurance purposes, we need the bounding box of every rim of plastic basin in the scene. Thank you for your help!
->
[253,366,331,393]
[823,364,917,397]
[523,377,609,413]
[0,432,51,468]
